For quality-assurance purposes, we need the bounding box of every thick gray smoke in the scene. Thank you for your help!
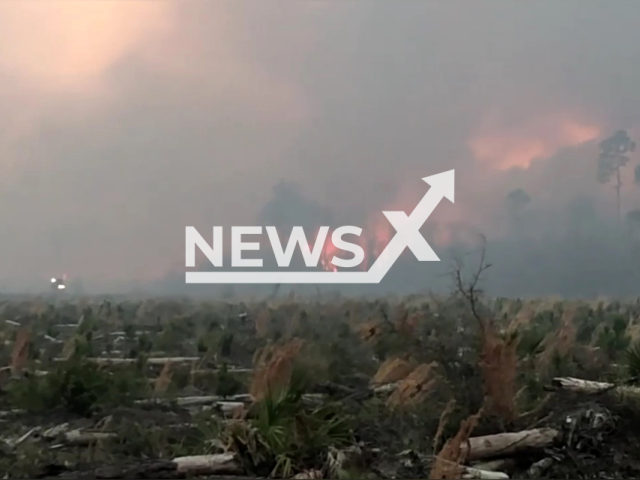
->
[2,2,640,296]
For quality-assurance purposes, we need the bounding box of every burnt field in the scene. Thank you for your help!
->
[2,290,640,479]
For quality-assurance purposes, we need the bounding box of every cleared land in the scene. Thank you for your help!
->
[1,293,640,479]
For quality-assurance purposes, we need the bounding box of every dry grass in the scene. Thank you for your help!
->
[626,317,640,343]
[60,333,82,361]
[254,309,270,339]
[478,324,518,423]
[154,359,173,395]
[357,321,383,343]
[573,344,608,372]
[536,307,577,374]
[250,338,305,401]
[429,408,483,479]
[10,327,30,376]
[387,362,437,409]
[285,310,302,339]
[507,302,537,334]
[395,310,422,337]
[371,357,415,385]
[433,399,456,453]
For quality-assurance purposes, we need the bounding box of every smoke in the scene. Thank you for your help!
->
[257,182,335,233]
[2,1,640,296]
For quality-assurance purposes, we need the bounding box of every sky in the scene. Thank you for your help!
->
[2,1,640,296]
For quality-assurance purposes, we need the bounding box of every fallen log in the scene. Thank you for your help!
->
[65,453,243,479]
[135,396,240,406]
[462,466,509,479]
[43,423,70,439]
[526,457,555,478]
[462,428,560,461]
[550,377,616,393]
[471,458,517,472]
[41,422,117,446]
[9,427,41,448]
[0,409,25,418]
[551,376,640,401]
[372,382,398,394]
[136,392,325,410]
[64,430,117,445]
[55,323,81,329]
[43,334,63,344]
[185,400,244,413]
[52,357,254,374]
[174,453,242,475]
[53,357,200,366]
[191,368,253,375]
[135,397,245,413]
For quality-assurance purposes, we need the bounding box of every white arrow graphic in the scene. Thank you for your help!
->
[186,169,454,284]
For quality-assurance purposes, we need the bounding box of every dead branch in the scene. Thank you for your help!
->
[461,428,560,461]
[453,236,492,330]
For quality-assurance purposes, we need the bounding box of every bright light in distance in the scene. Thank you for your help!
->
[57,284,66,290]
[51,278,57,283]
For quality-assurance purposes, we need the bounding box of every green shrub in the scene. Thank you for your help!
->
[597,324,631,360]
[219,332,234,357]
[215,362,243,397]
[7,358,149,416]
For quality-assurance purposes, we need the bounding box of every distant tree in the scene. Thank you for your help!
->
[597,130,636,223]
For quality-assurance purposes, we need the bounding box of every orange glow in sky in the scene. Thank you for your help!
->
[469,114,600,170]
[0,1,172,90]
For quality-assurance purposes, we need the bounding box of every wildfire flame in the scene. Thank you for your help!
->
[311,181,467,273]
[315,222,394,272]
[360,217,393,270]
[319,228,339,272]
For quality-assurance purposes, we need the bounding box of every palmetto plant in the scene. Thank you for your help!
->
[223,366,352,477]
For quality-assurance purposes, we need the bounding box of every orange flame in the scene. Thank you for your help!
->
[319,228,339,272]
[314,222,395,272]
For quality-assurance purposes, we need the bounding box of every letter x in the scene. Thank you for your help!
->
[382,211,438,261]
